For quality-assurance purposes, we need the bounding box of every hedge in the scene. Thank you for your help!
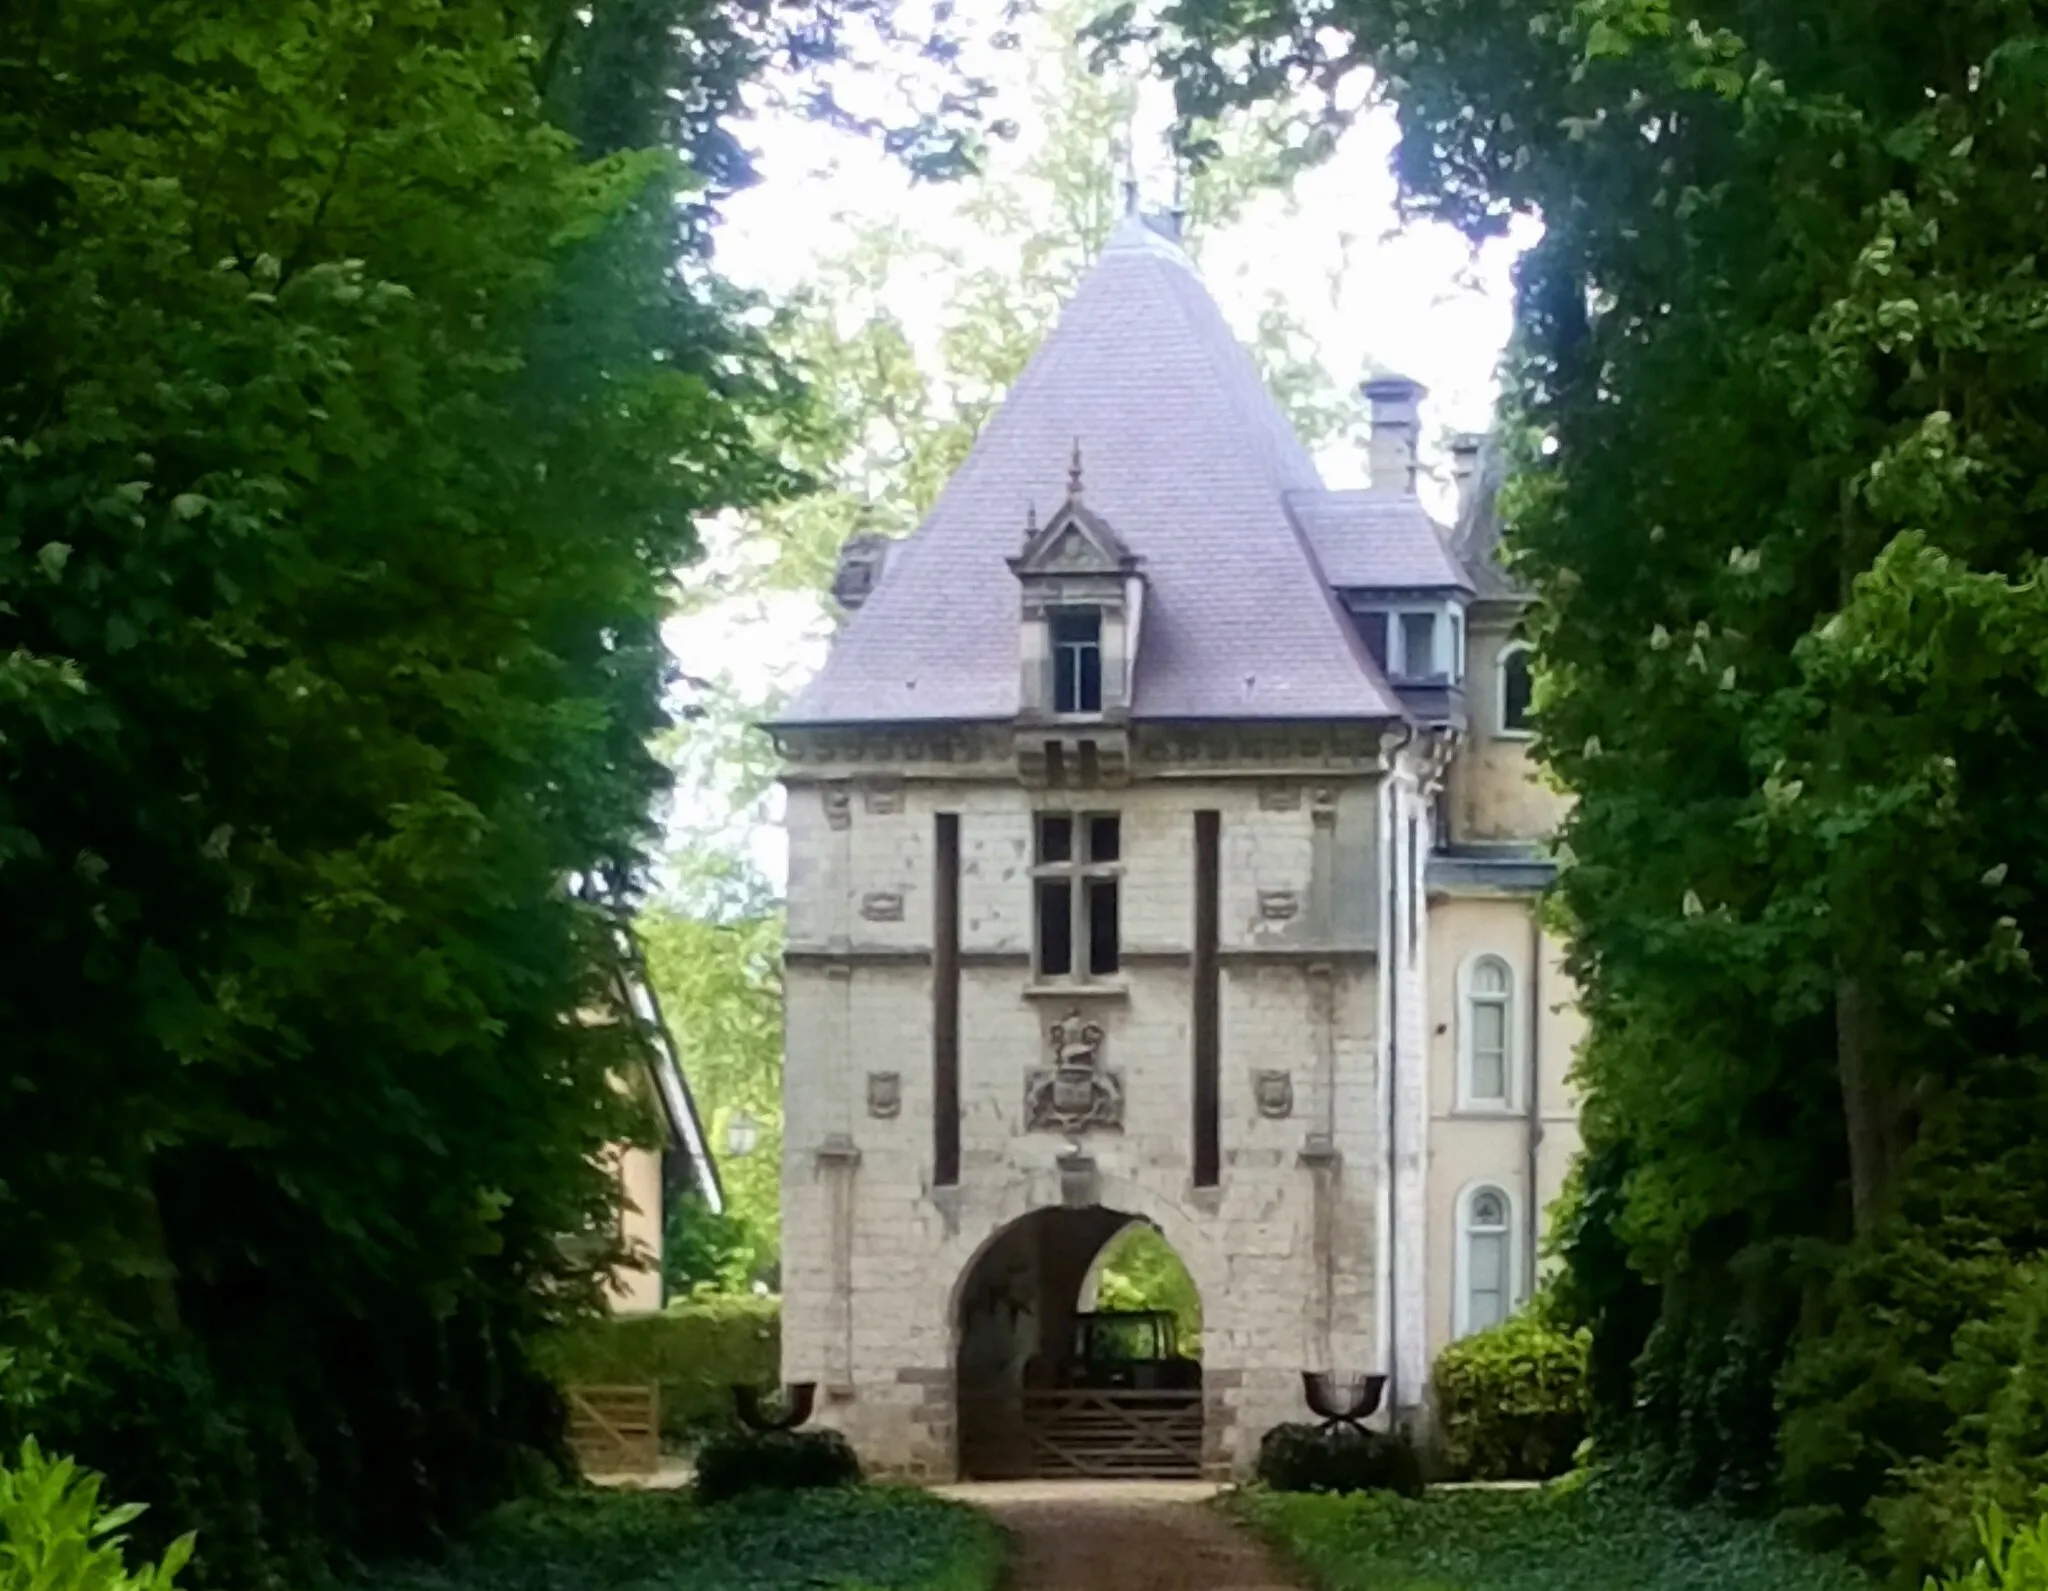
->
[541,1294,779,1448]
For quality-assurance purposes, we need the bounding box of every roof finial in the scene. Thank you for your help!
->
[1024,499,1038,540]
[1119,113,1140,216]
[1068,438,1085,501]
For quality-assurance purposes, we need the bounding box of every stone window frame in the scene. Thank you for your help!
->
[1496,641,1536,739]
[1454,1180,1520,1339]
[1457,952,1519,1113]
[1030,810,1122,985]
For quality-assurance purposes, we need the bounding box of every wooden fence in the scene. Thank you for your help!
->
[566,1383,661,1476]
[960,1388,1203,1479]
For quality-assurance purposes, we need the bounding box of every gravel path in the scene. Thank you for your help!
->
[941,1481,1300,1590]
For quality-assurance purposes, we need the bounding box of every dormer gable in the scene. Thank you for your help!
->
[1008,447,1147,779]
[1009,496,1139,581]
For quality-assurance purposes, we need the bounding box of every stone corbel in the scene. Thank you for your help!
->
[1057,1149,1100,1208]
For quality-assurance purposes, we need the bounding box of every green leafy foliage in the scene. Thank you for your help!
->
[1091,1224,1203,1357]
[641,902,783,1281]
[1132,0,2048,1574]
[540,1296,779,1449]
[0,0,845,1580]
[1254,1425,1424,1498]
[359,1487,1003,1591]
[0,1441,194,1591]
[1924,1507,2048,1591]
[691,1430,862,1504]
[1433,1307,1589,1481]
[1232,1483,1868,1591]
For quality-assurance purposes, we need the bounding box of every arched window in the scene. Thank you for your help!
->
[1459,954,1515,1109]
[1498,643,1534,736]
[1457,1184,1516,1337]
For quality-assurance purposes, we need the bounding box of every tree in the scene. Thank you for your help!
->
[1127,0,2048,1571]
[0,0,838,1578]
[724,0,1362,599]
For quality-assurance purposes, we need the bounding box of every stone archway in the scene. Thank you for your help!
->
[954,1204,1204,1478]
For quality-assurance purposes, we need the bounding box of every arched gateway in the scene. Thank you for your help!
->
[954,1206,1203,1479]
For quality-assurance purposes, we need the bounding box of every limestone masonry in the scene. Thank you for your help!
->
[774,208,1582,1479]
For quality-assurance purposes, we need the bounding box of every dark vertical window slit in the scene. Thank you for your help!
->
[1193,810,1221,1187]
[934,813,961,1186]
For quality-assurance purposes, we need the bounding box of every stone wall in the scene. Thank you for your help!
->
[779,773,1385,1477]
[1449,620,1569,845]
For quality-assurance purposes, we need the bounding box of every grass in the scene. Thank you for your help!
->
[1230,1481,1871,1591]
[360,1486,1005,1591]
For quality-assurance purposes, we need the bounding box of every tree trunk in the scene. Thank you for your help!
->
[1835,970,1894,1234]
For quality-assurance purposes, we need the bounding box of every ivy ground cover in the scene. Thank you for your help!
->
[361,1487,1004,1591]
[1233,1483,1867,1591]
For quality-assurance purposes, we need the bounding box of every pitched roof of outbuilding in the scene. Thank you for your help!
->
[779,214,1404,725]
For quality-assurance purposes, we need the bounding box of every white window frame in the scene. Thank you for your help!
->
[1457,953,1519,1112]
[1496,641,1536,739]
[1454,1181,1521,1339]
[1372,601,1466,685]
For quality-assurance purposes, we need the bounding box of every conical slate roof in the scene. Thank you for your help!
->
[780,215,1402,725]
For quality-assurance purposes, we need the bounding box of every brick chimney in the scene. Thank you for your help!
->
[1363,374,1427,495]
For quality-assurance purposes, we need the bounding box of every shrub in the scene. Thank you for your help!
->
[0,1439,195,1591]
[1864,1259,2048,1579]
[1927,1507,2048,1591]
[690,1429,861,1505]
[1254,1423,1424,1498]
[539,1295,779,1448]
[1433,1307,1590,1481]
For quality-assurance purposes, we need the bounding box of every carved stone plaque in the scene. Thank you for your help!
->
[1259,782,1300,811]
[866,1072,901,1119]
[822,783,852,830]
[1255,1069,1294,1119]
[1258,889,1300,921]
[860,890,905,922]
[863,780,904,815]
[1025,1011,1123,1133]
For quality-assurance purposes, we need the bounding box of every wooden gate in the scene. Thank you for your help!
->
[959,1389,1203,1479]
[566,1383,661,1476]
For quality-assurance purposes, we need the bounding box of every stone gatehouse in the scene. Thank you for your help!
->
[773,206,1583,1479]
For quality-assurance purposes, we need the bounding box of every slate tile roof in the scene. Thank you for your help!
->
[1451,434,1523,599]
[780,214,1420,726]
[1288,489,1473,592]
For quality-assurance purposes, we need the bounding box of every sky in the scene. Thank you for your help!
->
[660,19,1537,891]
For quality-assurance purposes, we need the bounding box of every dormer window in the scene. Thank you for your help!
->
[1355,601,1466,684]
[1051,609,1103,713]
[1400,612,1439,679]
[1008,447,1144,729]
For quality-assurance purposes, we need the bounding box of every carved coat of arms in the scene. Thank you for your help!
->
[1025,1011,1123,1133]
